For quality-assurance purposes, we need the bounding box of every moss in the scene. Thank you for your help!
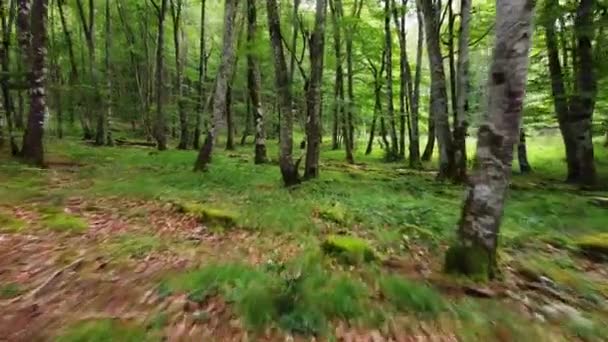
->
[321,235,376,264]
[173,201,238,227]
[55,319,150,342]
[103,234,164,259]
[42,212,88,233]
[0,211,26,233]
[0,282,22,299]
[444,244,491,281]
[318,203,349,225]
[576,233,608,261]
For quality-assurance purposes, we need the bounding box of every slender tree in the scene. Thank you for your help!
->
[384,0,399,160]
[193,0,207,149]
[194,0,239,171]
[445,0,535,280]
[0,0,18,154]
[21,0,49,166]
[103,0,113,146]
[409,4,423,167]
[151,0,168,150]
[518,128,532,173]
[344,0,362,158]
[170,0,188,150]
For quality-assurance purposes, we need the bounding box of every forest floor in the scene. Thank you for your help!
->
[0,136,607,341]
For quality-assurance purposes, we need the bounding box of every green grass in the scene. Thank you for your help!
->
[0,211,26,233]
[379,274,445,317]
[0,282,23,299]
[55,319,150,342]
[103,233,165,259]
[41,212,88,233]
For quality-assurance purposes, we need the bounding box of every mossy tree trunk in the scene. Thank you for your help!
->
[446,0,535,280]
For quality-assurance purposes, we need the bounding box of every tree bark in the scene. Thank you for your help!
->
[446,0,535,280]
[419,0,455,179]
[392,0,409,160]
[171,0,188,150]
[344,0,362,159]
[518,128,532,173]
[104,0,113,146]
[153,0,168,150]
[0,0,19,154]
[304,0,327,179]
[193,0,206,150]
[329,0,352,163]
[384,0,399,160]
[453,0,472,182]
[266,0,299,186]
[409,4,423,167]
[57,0,82,130]
[225,81,235,150]
[194,0,239,171]
[246,0,268,164]
[21,0,48,167]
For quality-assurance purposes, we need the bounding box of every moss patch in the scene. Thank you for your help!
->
[0,211,26,233]
[318,202,349,225]
[41,212,88,233]
[321,235,376,264]
[172,201,238,227]
[444,244,491,281]
[0,282,22,299]
[103,234,165,259]
[55,319,149,342]
[576,233,608,261]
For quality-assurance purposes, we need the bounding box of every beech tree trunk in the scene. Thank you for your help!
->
[392,0,410,161]
[21,0,48,167]
[453,0,472,182]
[344,0,362,159]
[0,0,18,155]
[171,0,188,150]
[384,0,399,160]
[518,128,532,173]
[410,4,423,167]
[193,0,206,150]
[104,0,113,146]
[446,0,535,280]
[419,0,455,179]
[304,0,327,179]
[246,0,267,164]
[266,0,299,186]
[365,50,386,156]
[194,0,239,170]
[153,0,168,150]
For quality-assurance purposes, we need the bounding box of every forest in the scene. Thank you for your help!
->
[0,0,607,340]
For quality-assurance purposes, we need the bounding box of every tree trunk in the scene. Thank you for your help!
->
[344,0,362,159]
[0,0,19,154]
[21,0,48,167]
[392,0,408,160]
[384,0,399,160]
[193,0,206,150]
[194,0,239,171]
[422,96,436,161]
[104,0,113,146]
[419,0,455,179]
[453,0,472,182]
[304,0,327,179]
[330,0,352,163]
[225,82,235,150]
[266,0,299,186]
[171,0,188,150]
[246,0,268,164]
[518,128,532,173]
[445,0,535,280]
[153,0,168,150]
[57,0,82,132]
[409,4,423,167]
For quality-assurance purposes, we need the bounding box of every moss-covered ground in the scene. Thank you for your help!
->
[0,135,606,341]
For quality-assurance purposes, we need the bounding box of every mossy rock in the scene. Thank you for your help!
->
[318,203,349,225]
[173,201,238,227]
[0,212,26,233]
[576,233,608,261]
[321,235,377,264]
[444,244,491,282]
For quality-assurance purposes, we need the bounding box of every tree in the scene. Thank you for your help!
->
[170,0,188,150]
[419,0,454,179]
[103,0,113,146]
[303,0,327,179]
[384,0,399,160]
[344,0,362,160]
[392,0,412,161]
[518,128,532,173]
[445,0,535,280]
[194,0,239,171]
[151,0,168,151]
[266,0,299,186]
[21,0,49,166]
[0,0,19,155]
[246,0,268,164]
[193,0,207,150]
[409,4,423,167]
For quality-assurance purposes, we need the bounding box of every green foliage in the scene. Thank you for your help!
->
[318,202,350,225]
[0,211,25,233]
[321,234,377,264]
[55,319,149,342]
[103,234,164,259]
[41,212,88,234]
[379,275,445,317]
[172,200,238,228]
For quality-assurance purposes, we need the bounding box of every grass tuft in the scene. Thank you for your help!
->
[0,211,26,233]
[379,275,445,317]
[55,319,150,342]
[321,235,377,264]
[41,212,88,233]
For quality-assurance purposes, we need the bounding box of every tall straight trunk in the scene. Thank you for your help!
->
[171,0,188,150]
[410,4,423,167]
[447,0,457,120]
[194,0,239,171]
[289,0,300,84]
[331,73,340,150]
[366,60,386,155]
[330,0,352,163]
[304,0,327,179]
[266,0,299,186]
[453,0,471,182]
[246,0,267,164]
[419,0,455,179]
[21,0,48,167]
[344,0,362,157]
[104,0,113,146]
[570,0,596,186]
[384,0,398,160]
[193,0,206,149]
[225,82,235,150]
[153,0,168,150]
[57,0,80,129]
[422,93,435,161]
[392,0,411,160]
[0,0,18,154]
[518,128,532,173]
[446,0,535,280]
